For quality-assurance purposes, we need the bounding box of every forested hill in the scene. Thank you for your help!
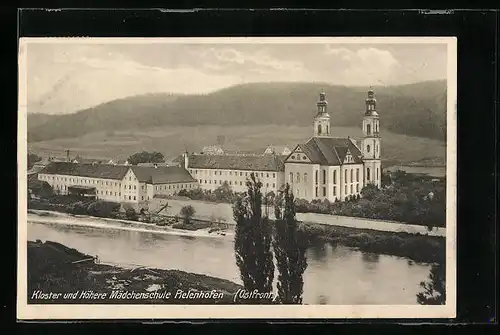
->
[27,80,447,142]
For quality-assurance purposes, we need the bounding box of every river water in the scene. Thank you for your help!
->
[28,215,431,305]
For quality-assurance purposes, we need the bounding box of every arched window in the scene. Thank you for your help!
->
[350,169,353,183]
[367,124,371,135]
[367,145,371,153]
[322,170,326,184]
[315,170,318,184]
[304,173,308,182]
[333,170,337,184]
[317,124,322,135]
[296,172,300,182]
[376,168,379,181]
[367,168,371,181]
[345,169,347,182]
[326,125,329,134]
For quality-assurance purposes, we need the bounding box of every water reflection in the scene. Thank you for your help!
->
[361,252,380,271]
[308,243,327,261]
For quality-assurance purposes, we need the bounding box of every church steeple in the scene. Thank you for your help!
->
[313,91,331,137]
[365,88,378,116]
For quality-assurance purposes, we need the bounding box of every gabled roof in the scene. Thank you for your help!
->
[130,166,196,184]
[291,137,363,165]
[40,162,130,180]
[187,154,285,172]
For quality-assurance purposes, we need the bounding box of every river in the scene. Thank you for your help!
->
[27,214,431,305]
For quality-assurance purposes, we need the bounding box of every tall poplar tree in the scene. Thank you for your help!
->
[233,173,275,298]
[273,183,308,304]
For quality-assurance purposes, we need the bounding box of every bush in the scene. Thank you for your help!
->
[125,208,138,220]
[86,201,121,218]
[179,205,196,224]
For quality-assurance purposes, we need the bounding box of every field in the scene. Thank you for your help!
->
[28,125,446,165]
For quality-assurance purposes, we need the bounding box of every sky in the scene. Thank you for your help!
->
[24,40,448,115]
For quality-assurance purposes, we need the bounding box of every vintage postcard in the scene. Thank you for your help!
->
[17,36,457,319]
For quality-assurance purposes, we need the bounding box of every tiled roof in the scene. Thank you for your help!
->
[296,137,363,165]
[39,162,197,184]
[187,154,285,172]
[130,166,196,184]
[39,162,130,180]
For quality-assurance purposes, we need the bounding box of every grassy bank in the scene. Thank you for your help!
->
[297,222,445,264]
[28,240,243,304]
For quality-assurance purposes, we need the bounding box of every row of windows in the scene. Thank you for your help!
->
[40,174,142,190]
[155,184,194,191]
[313,183,360,197]
[289,168,361,185]
[199,179,276,188]
[366,167,380,181]
[190,169,276,179]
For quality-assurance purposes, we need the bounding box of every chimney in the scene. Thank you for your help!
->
[66,149,70,162]
[183,151,189,169]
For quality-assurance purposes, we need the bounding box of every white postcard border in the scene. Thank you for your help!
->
[17,36,457,320]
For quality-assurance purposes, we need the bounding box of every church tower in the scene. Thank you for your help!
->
[313,91,331,137]
[361,89,382,188]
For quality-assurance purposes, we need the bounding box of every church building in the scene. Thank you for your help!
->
[284,89,382,202]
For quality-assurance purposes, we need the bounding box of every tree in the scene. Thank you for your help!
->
[213,182,234,202]
[273,183,308,304]
[233,173,274,299]
[127,151,165,165]
[360,184,379,201]
[417,261,446,305]
[28,153,42,170]
[180,205,195,224]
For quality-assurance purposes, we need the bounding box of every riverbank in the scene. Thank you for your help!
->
[28,240,243,304]
[28,209,233,239]
[298,222,445,264]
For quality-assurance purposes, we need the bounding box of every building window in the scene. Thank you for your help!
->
[315,187,318,197]
[345,170,348,183]
[350,185,353,193]
[230,171,232,176]
[356,169,360,182]
[133,196,136,200]
[296,173,300,182]
[350,169,353,183]
[273,173,275,178]
[333,170,337,184]
[323,187,326,197]
[134,185,136,190]
[266,183,269,187]
[229,181,232,185]
[142,196,144,200]
[240,181,243,186]
[289,172,293,183]
[367,168,371,181]
[333,186,336,196]
[261,173,264,177]
[367,145,371,153]
[356,184,359,192]
[315,170,318,185]
[317,124,322,134]
[345,185,348,194]
[273,183,275,188]
[376,168,379,181]
[128,196,131,200]
[304,173,308,182]
[367,124,371,135]
[322,170,326,184]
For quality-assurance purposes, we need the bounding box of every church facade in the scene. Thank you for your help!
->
[183,89,382,202]
[284,90,382,202]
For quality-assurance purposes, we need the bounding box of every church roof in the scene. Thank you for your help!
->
[187,154,285,172]
[299,137,363,165]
